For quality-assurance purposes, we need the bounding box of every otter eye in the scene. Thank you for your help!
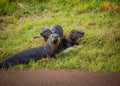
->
[73,31,77,34]
[76,32,79,34]
[51,35,54,37]
[72,31,75,34]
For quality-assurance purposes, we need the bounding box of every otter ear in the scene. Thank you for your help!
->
[71,30,75,32]
[40,28,51,35]
[70,30,76,33]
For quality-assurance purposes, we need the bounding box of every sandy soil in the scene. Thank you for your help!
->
[0,70,120,86]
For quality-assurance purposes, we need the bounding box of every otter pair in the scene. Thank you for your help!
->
[39,25,84,53]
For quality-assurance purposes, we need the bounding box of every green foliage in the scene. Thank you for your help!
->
[0,0,120,71]
[0,0,17,15]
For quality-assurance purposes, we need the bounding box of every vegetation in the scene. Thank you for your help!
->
[0,0,120,71]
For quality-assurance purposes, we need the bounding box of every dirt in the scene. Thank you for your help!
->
[0,70,120,86]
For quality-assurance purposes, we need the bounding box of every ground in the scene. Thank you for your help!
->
[0,70,120,86]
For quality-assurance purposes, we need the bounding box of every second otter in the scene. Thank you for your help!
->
[0,33,60,69]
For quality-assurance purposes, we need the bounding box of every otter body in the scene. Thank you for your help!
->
[0,33,60,69]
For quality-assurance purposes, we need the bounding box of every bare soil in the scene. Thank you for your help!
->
[0,70,120,86]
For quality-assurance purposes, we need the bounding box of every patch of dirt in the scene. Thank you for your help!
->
[100,1,120,13]
[101,29,120,42]
[87,22,96,29]
[0,18,9,31]
[0,70,120,86]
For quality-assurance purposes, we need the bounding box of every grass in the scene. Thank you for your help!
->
[0,0,120,71]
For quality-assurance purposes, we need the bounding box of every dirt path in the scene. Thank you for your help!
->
[0,70,120,86]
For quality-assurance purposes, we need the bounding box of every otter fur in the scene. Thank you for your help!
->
[50,25,63,38]
[55,30,84,53]
[40,25,63,41]
[40,27,52,41]
[65,30,84,47]
[0,33,60,69]
[31,25,63,42]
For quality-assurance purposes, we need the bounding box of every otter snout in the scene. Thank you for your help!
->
[78,30,84,34]
[50,33,60,44]
[40,32,44,36]
[77,30,85,37]
[80,31,84,37]
[81,31,84,35]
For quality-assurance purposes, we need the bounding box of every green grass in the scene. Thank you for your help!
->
[0,0,120,71]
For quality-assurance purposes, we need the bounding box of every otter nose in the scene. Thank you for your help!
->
[82,32,84,35]
[78,30,84,35]
[40,32,43,35]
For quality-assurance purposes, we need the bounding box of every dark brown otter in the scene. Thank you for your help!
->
[40,25,63,41]
[56,30,84,53]
[0,33,60,69]
[40,27,52,41]
[65,30,84,47]
[49,25,63,38]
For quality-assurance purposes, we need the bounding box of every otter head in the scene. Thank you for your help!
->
[40,27,52,41]
[69,30,84,42]
[50,25,63,38]
[49,33,60,45]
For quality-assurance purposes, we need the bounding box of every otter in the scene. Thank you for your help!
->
[40,27,52,41]
[64,30,84,47]
[40,25,63,41]
[0,33,60,69]
[49,25,63,38]
[56,30,84,53]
